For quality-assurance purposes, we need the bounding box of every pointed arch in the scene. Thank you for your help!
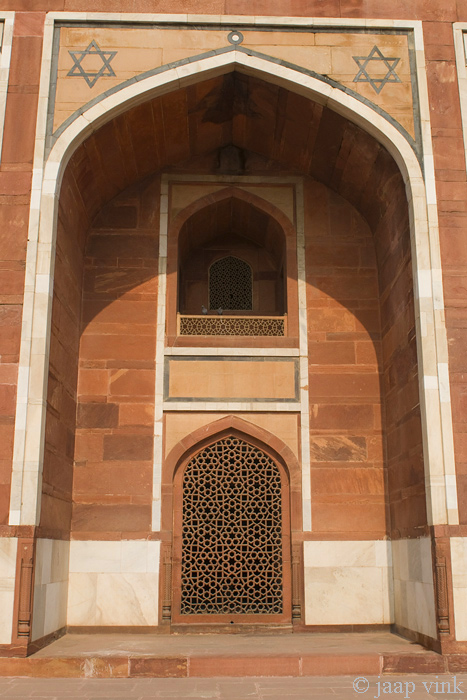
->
[10,49,456,536]
[169,184,297,242]
[162,415,302,531]
[170,185,294,330]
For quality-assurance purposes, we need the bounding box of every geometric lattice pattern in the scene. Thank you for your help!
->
[179,316,285,336]
[181,437,283,615]
[209,256,252,310]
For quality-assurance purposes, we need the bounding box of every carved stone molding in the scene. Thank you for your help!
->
[12,538,36,645]
[161,542,172,623]
[432,537,452,638]
[292,542,303,621]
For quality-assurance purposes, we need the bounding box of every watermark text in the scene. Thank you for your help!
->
[353,675,463,698]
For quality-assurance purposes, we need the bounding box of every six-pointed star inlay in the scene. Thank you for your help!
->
[67,40,117,87]
[352,45,401,94]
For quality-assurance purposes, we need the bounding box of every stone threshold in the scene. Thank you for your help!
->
[0,632,461,678]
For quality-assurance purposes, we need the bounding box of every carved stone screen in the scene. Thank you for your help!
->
[209,256,252,310]
[181,437,283,616]
[179,316,285,336]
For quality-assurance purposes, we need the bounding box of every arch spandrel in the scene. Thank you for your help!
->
[50,23,418,153]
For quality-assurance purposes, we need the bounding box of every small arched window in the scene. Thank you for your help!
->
[209,256,252,310]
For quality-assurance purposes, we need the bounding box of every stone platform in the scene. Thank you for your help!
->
[0,632,460,678]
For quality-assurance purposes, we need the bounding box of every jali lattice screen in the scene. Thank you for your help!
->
[181,437,283,615]
[209,256,252,310]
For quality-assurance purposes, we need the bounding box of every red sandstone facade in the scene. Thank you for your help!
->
[0,0,466,662]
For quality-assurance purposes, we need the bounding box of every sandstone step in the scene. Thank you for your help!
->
[0,632,455,678]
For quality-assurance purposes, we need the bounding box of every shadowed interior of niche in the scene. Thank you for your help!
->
[35,69,424,550]
[178,196,286,316]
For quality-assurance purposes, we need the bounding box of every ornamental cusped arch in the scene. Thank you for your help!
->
[162,415,301,500]
[9,49,457,540]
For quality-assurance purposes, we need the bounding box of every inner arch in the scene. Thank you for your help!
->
[43,69,421,539]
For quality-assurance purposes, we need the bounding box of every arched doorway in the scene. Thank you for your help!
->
[171,434,292,627]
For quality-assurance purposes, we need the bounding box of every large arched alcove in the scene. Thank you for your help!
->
[19,61,446,642]
[41,69,423,544]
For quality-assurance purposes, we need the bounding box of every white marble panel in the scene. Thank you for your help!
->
[146,542,160,573]
[67,572,160,626]
[453,585,467,641]
[305,565,389,624]
[420,536,435,584]
[409,581,437,639]
[0,537,17,574]
[69,540,121,573]
[31,539,69,642]
[0,538,17,644]
[391,537,436,640]
[97,573,159,626]
[43,580,69,637]
[34,538,52,585]
[69,540,160,574]
[304,540,388,569]
[303,540,392,625]
[120,540,151,573]
[392,539,408,581]
[450,536,467,640]
[66,572,98,626]
[67,540,160,626]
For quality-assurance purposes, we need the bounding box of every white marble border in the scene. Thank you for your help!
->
[0,14,14,164]
[9,21,458,535]
[45,12,424,30]
[412,23,458,525]
[9,14,56,526]
[0,537,17,644]
[151,178,168,531]
[296,179,312,530]
[453,25,467,175]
